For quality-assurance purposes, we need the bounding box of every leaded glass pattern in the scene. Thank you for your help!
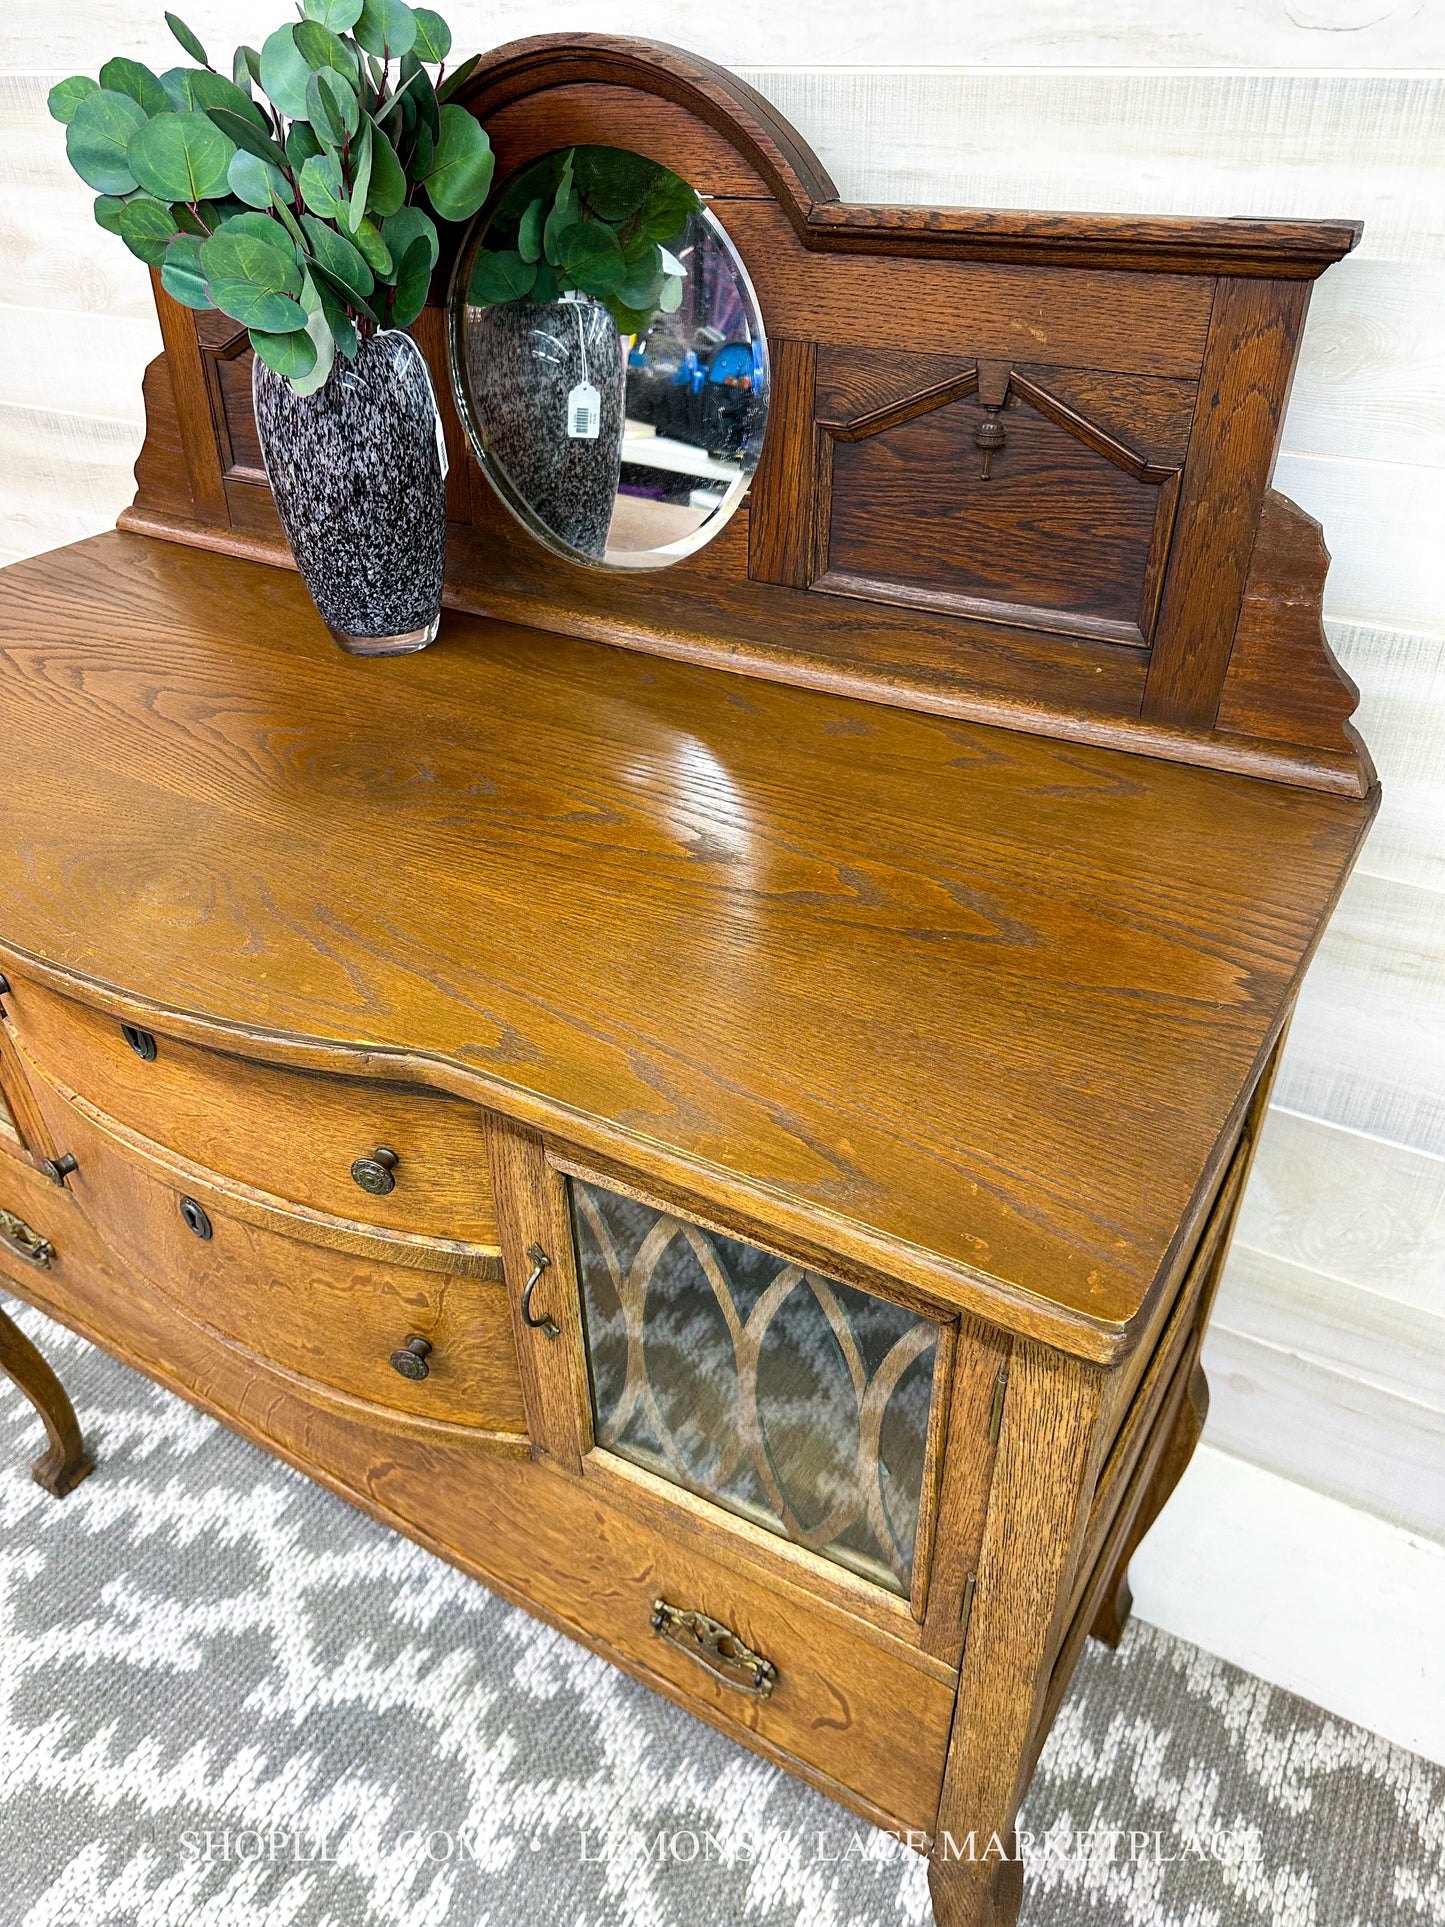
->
[570,1179,940,1596]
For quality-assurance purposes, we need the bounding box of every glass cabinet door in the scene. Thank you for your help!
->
[568,1178,941,1597]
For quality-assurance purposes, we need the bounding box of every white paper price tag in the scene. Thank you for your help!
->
[567,381,601,440]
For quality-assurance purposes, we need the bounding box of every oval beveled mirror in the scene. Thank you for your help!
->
[448,146,769,570]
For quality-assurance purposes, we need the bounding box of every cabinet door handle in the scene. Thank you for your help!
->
[0,1208,55,1269]
[651,1598,777,1698]
[519,1242,560,1339]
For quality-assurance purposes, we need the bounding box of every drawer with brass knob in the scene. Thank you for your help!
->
[2,975,499,1247]
[13,1078,528,1438]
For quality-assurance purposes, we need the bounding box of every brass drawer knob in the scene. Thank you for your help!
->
[1,1207,55,1269]
[390,1335,433,1380]
[650,1597,777,1698]
[351,1146,399,1196]
[121,1024,157,1061]
[179,1196,212,1240]
[41,1154,78,1188]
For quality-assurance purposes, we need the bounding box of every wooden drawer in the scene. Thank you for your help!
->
[533,1469,956,1833]
[4,976,498,1247]
[25,1073,527,1437]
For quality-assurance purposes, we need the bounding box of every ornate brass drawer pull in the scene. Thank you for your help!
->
[351,1146,399,1196]
[520,1242,560,1339]
[0,1208,55,1269]
[650,1598,778,1699]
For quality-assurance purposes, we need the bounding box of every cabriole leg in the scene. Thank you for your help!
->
[0,1301,94,1497]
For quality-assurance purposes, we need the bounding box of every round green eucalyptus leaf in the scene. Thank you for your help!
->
[98,58,170,118]
[658,273,684,315]
[468,248,536,306]
[298,153,346,221]
[128,111,236,204]
[209,279,308,330]
[161,232,213,308]
[412,8,450,61]
[573,146,661,223]
[161,67,266,127]
[309,268,359,357]
[227,146,286,208]
[636,170,700,246]
[532,260,559,305]
[301,213,374,297]
[249,325,317,379]
[206,108,287,172]
[435,51,479,103]
[387,233,432,328]
[355,0,418,58]
[164,12,209,65]
[48,75,100,126]
[259,26,312,120]
[382,204,437,271]
[93,193,132,235]
[200,227,301,293]
[558,221,624,298]
[66,90,148,195]
[516,196,545,264]
[218,209,292,244]
[305,68,357,146]
[286,273,337,396]
[116,195,180,265]
[606,296,655,336]
[302,0,365,29]
[366,125,405,218]
[286,122,324,171]
[293,20,358,80]
[616,241,661,310]
[422,104,493,223]
[352,215,391,276]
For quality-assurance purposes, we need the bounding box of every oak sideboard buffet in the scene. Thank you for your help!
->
[0,38,1377,1927]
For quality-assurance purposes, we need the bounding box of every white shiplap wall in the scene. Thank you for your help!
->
[2,0,1442,1649]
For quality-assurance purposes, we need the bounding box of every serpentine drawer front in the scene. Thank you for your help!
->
[4,976,499,1246]
[20,1066,526,1437]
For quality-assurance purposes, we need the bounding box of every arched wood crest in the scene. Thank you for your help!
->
[122,33,1373,797]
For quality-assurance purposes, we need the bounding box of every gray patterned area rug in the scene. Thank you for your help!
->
[1,1297,1440,1927]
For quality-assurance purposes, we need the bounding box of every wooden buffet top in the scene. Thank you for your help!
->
[0,531,1374,1356]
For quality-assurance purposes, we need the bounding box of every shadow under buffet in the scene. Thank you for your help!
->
[0,35,1376,1927]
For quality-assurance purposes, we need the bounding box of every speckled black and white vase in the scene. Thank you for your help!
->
[252,330,447,656]
[465,298,624,562]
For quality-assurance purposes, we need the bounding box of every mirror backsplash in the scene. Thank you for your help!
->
[449,146,769,570]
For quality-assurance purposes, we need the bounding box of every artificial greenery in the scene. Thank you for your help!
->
[49,5,494,394]
[467,146,700,336]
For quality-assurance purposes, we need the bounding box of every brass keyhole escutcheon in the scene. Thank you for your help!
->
[390,1335,433,1380]
[121,1023,157,1061]
[179,1196,212,1240]
[351,1147,399,1196]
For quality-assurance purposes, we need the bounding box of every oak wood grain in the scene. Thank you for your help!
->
[7,974,502,1252]
[0,1169,955,1838]
[0,532,1375,1358]
[23,1064,527,1438]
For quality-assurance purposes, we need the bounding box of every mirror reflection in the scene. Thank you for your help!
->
[449,146,769,569]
